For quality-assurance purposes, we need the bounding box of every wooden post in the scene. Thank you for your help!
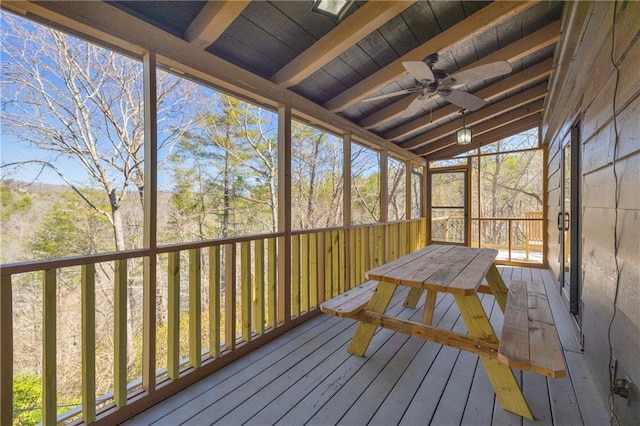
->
[42,269,57,425]
[277,101,292,325]
[81,264,96,423]
[343,132,352,290]
[0,275,13,426]
[225,244,236,350]
[240,242,252,341]
[267,238,277,327]
[292,235,300,317]
[209,246,221,357]
[114,259,128,406]
[189,249,202,367]
[167,252,180,379]
[380,150,389,262]
[142,48,158,393]
[254,239,265,335]
[300,233,309,312]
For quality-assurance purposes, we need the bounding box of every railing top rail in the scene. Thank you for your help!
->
[0,248,150,276]
[156,231,286,253]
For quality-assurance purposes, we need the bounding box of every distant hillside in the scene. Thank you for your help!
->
[1,179,173,265]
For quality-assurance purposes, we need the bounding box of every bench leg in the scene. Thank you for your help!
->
[403,287,422,308]
[485,264,508,313]
[454,293,533,420]
[347,281,396,356]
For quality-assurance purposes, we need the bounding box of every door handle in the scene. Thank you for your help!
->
[557,212,563,230]
[564,212,570,231]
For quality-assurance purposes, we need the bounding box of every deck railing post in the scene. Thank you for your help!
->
[81,264,96,423]
[0,275,13,425]
[42,269,57,425]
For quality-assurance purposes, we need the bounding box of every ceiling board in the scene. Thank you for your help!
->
[79,0,563,160]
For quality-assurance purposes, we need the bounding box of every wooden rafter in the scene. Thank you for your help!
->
[405,83,548,152]
[323,1,540,113]
[359,20,561,130]
[415,100,544,157]
[385,58,553,141]
[272,1,414,88]
[184,1,251,49]
[426,113,542,160]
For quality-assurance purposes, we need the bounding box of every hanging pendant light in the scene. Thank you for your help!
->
[456,109,472,145]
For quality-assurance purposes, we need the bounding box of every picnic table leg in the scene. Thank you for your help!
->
[403,288,422,308]
[454,293,533,420]
[347,281,396,356]
[485,264,508,313]
[421,290,437,325]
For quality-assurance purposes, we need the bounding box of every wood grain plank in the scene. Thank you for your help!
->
[319,280,378,317]
[499,281,531,368]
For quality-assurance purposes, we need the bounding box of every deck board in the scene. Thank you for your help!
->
[126,267,608,426]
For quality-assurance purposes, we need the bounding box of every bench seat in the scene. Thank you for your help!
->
[320,280,377,318]
[498,280,566,378]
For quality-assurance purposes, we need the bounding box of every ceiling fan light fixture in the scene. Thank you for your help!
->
[312,0,353,20]
[457,109,472,145]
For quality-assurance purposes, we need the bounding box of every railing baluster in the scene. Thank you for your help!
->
[300,233,309,312]
[349,229,356,288]
[338,230,346,293]
[240,242,251,342]
[0,275,13,425]
[82,264,96,423]
[209,246,221,357]
[189,249,201,367]
[317,232,325,304]
[267,238,277,328]
[167,252,180,379]
[254,240,265,335]
[114,259,127,407]
[42,269,56,425]
[309,233,318,309]
[331,230,339,297]
[291,235,300,317]
[224,244,236,351]
[324,231,331,301]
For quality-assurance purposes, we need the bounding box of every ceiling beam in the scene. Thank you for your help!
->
[272,1,414,88]
[360,20,561,130]
[323,1,540,113]
[184,1,251,49]
[384,57,553,141]
[426,113,542,160]
[405,82,548,152]
[416,100,544,157]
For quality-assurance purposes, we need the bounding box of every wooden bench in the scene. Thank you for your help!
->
[320,280,377,318]
[498,280,566,378]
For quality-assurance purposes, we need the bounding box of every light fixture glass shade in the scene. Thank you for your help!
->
[312,0,351,19]
[457,128,472,145]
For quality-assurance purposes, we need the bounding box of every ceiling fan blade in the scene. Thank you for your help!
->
[439,89,486,111]
[403,61,435,82]
[401,93,432,117]
[363,87,420,102]
[448,61,512,86]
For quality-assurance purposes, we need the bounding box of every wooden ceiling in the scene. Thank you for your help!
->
[17,1,564,161]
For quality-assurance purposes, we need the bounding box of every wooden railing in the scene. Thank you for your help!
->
[0,218,427,425]
[431,214,544,263]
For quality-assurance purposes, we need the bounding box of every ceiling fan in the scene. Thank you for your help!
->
[363,53,512,116]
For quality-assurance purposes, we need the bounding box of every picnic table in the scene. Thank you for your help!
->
[321,244,566,419]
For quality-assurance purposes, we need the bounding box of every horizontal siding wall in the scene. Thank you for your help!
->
[544,2,640,424]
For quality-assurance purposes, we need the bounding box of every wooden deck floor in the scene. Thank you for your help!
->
[125,267,609,426]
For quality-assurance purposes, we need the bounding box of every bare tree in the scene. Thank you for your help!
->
[1,12,194,251]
